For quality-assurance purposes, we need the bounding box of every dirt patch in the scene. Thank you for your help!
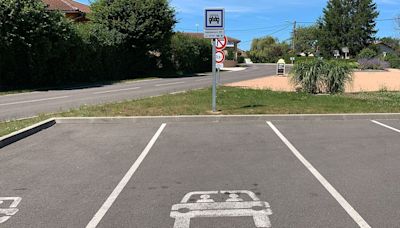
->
[226,69,400,93]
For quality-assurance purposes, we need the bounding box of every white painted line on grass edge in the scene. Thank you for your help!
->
[155,81,185,87]
[92,87,140,95]
[170,91,186,95]
[0,96,70,106]
[371,120,400,133]
[86,123,167,228]
[266,121,371,228]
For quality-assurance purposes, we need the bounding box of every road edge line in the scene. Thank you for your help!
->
[266,121,371,228]
[85,123,167,228]
[0,118,56,149]
[371,120,400,133]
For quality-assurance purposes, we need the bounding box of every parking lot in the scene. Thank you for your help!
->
[1,116,400,227]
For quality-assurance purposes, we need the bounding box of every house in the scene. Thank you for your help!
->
[374,41,398,56]
[184,33,241,67]
[43,0,91,22]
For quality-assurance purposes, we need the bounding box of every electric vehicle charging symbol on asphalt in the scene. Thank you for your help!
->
[0,197,22,224]
[170,190,273,228]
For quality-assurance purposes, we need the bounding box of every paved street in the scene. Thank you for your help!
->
[1,116,400,227]
[0,64,280,121]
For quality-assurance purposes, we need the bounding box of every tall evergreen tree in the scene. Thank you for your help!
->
[319,0,379,57]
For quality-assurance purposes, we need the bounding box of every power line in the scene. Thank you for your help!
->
[175,23,290,33]
[376,17,400,22]
[240,25,292,44]
[226,23,289,32]
[177,17,400,32]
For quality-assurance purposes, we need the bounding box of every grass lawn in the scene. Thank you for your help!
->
[2,86,400,137]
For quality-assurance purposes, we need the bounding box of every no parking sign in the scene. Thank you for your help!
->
[216,36,228,50]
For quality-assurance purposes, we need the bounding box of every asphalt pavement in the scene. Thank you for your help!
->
[1,116,400,227]
[0,64,279,121]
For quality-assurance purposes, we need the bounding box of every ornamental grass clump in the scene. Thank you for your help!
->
[291,59,353,94]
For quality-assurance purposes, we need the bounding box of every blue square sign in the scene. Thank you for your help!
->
[205,9,224,29]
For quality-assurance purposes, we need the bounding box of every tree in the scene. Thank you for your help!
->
[293,25,319,54]
[319,0,379,57]
[90,0,176,63]
[248,36,290,63]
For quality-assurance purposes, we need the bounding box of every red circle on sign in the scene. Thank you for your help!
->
[216,51,225,63]
[216,36,228,50]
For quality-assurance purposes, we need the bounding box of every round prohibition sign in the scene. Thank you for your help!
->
[216,36,228,50]
[216,51,225,63]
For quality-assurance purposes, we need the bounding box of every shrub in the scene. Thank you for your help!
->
[291,59,353,94]
[358,58,389,70]
[237,56,245,64]
[168,33,211,73]
[226,49,235,61]
[384,53,400,69]
[357,48,377,59]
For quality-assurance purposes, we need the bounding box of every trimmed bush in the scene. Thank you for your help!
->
[0,0,77,86]
[0,0,177,88]
[357,48,378,59]
[237,56,245,64]
[357,48,377,59]
[168,33,211,73]
[291,59,353,94]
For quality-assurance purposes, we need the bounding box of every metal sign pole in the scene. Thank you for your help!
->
[218,68,221,85]
[212,39,217,112]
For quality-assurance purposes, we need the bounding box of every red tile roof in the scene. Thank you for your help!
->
[43,0,90,13]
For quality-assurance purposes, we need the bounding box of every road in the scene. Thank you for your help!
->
[0,64,278,121]
[1,115,400,227]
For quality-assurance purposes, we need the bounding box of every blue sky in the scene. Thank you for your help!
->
[79,0,399,50]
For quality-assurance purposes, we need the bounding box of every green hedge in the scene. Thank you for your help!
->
[0,0,186,88]
[168,33,211,73]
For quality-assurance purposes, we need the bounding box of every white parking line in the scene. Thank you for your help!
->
[86,123,167,228]
[92,87,140,95]
[155,81,185,87]
[266,121,371,228]
[371,120,400,133]
[0,96,70,106]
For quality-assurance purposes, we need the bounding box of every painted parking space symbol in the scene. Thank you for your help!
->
[170,190,272,228]
[0,197,22,224]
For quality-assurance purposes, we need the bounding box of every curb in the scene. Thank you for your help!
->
[54,113,400,124]
[0,118,56,149]
[2,113,400,149]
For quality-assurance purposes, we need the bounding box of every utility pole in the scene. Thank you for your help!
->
[292,20,296,53]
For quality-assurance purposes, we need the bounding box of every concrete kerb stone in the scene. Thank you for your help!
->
[55,113,400,124]
[2,113,400,149]
[0,118,56,149]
